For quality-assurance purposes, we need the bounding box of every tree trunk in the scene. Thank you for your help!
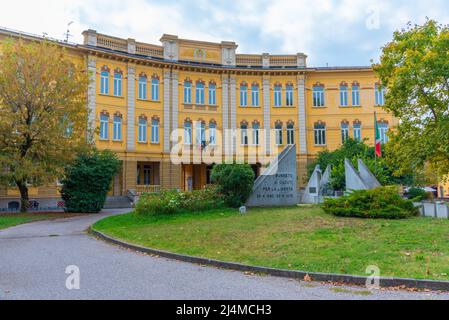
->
[17,181,29,213]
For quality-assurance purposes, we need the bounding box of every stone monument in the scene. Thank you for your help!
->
[246,145,298,207]
[345,159,381,192]
[301,164,332,203]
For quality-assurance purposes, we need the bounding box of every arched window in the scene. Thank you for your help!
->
[138,75,147,100]
[314,123,326,146]
[286,84,294,106]
[275,123,283,145]
[341,122,349,143]
[378,122,389,144]
[113,115,122,141]
[353,122,362,141]
[184,81,192,104]
[196,82,205,105]
[113,72,123,97]
[274,84,282,107]
[252,122,260,146]
[100,70,109,95]
[352,83,360,106]
[151,119,160,144]
[313,85,325,107]
[138,117,147,143]
[240,83,248,107]
[209,83,217,105]
[184,121,192,145]
[151,77,160,101]
[340,84,348,106]
[209,122,217,145]
[375,84,385,106]
[251,84,259,107]
[99,114,109,140]
[195,121,206,146]
[287,123,295,145]
[241,124,248,146]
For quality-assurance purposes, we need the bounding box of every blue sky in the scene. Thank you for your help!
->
[1,0,448,66]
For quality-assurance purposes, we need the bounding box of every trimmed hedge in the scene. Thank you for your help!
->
[322,186,419,219]
[135,187,225,216]
[61,150,121,213]
[211,164,255,208]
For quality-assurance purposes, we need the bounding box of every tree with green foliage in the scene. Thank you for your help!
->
[373,19,449,180]
[211,164,255,208]
[0,39,89,212]
[307,139,415,191]
[61,150,121,213]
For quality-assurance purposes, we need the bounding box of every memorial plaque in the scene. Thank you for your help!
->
[246,145,298,207]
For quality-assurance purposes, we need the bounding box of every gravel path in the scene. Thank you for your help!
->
[0,209,448,300]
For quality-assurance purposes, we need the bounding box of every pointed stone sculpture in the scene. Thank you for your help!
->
[301,165,322,204]
[246,145,298,207]
[345,159,381,192]
[357,159,381,189]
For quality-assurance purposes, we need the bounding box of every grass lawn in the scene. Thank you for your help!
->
[0,212,85,230]
[93,206,449,281]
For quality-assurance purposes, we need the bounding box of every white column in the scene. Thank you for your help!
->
[229,76,237,154]
[172,71,179,139]
[87,56,97,143]
[127,65,136,151]
[163,71,171,153]
[221,75,229,150]
[263,76,271,152]
[298,76,307,155]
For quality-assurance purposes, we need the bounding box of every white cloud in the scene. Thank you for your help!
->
[0,0,448,66]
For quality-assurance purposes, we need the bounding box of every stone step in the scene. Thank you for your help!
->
[103,196,133,209]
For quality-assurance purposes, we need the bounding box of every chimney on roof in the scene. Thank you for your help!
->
[82,29,97,46]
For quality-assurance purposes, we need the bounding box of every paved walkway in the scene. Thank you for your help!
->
[0,209,448,300]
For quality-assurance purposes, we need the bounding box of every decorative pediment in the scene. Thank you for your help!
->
[100,65,110,73]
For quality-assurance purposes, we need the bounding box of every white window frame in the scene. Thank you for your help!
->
[241,126,249,146]
[151,119,160,144]
[240,85,248,107]
[314,126,326,146]
[151,79,159,101]
[100,71,109,95]
[195,122,206,146]
[275,126,283,145]
[274,86,282,107]
[99,115,109,140]
[184,82,192,104]
[209,84,216,105]
[375,85,385,106]
[196,83,205,105]
[353,125,362,141]
[378,124,389,144]
[113,73,122,97]
[251,124,260,146]
[286,86,294,106]
[209,123,216,145]
[251,86,259,107]
[313,87,325,107]
[352,85,360,106]
[340,86,348,106]
[138,118,147,143]
[113,116,122,141]
[138,76,147,100]
[184,122,192,145]
[287,125,295,145]
[341,124,349,143]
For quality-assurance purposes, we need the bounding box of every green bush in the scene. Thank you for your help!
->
[322,186,419,219]
[135,186,224,216]
[211,164,255,208]
[407,187,432,201]
[61,149,121,213]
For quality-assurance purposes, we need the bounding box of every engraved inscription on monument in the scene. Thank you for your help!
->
[246,145,298,207]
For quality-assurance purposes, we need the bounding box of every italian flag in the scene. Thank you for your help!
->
[374,112,382,158]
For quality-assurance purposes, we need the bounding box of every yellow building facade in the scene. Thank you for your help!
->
[0,27,397,204]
